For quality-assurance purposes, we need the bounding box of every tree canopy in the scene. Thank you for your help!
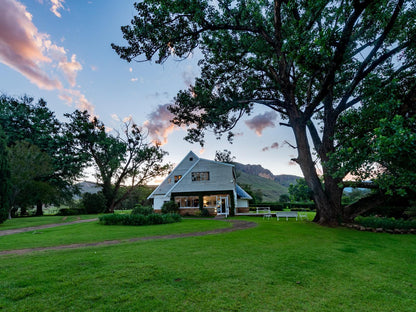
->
[113,0,416,225]
[65,110,171,212]
[0,95,88,215]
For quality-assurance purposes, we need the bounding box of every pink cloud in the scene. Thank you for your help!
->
[271,142,279,149]
[245,111,277,136]
[0,0,62,90]
[50,0,66,18]
[262,147,269,152]
[58,54,82,87]
[59,89,95,115]
[0,0,95,114]
[143,104,178,145]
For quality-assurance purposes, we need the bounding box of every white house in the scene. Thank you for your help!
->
[147,151,252,216]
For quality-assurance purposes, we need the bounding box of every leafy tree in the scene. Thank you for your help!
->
[279,194,290,203]
[0,126,10,223]
[113,0,416,225]
[65,110,171,212]
[239,183,263,205]
[8,141,55,217]
[0,95,88,215]
[214,149,235,163]
[288,178,314,202]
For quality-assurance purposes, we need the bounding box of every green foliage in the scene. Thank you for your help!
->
[57,208,86,216]
[131,204,154,216]
[98,213,181,226]
[161,200,179,214]
[214,149,235,163]
[65,110,171,212]
[0,125,10,223]
[279,194,290,203]
[81,192,106,214]
[0,95,89,215]
[117,185,154,210]
[288,178,314,202]
[355,216,416,230]
[200,207,211,217]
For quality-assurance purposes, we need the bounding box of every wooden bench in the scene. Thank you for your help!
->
[276,211,298,221]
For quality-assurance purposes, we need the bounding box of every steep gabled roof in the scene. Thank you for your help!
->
[236,184,253,199]
[147,151,200,198]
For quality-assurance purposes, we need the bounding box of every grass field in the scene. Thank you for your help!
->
[1,216,415,311]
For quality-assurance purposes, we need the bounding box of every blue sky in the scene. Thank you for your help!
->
[0,0,304,180]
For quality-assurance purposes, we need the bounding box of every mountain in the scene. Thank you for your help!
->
[234,163,301,202]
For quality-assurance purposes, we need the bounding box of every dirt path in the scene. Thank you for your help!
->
[0,218,98,236]
[0,219,257,256]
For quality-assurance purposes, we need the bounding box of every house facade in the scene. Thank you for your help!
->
[148,151,252,216]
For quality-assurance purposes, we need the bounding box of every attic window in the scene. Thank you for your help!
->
[189,157,193,161]
[174,175,182,183]
[192,171,210,181]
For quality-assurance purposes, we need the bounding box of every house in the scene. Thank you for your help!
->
[147,151,252,216]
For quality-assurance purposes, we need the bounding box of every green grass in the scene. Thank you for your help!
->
[1,217,415,311]
[0,214,100,230]
[0,219,231,251]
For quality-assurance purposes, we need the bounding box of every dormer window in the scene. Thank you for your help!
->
[174,175,182,183]
[192,172,210,181]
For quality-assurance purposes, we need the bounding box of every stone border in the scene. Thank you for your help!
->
[0,219,257,256]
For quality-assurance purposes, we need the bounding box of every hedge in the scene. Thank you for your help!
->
[355,216,416,230]
[98,213,182,226]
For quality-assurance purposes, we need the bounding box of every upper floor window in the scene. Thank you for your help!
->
[192,171,210,181]
[174,175,182,183]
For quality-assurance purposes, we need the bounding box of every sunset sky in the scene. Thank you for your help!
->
[0,0,306,180]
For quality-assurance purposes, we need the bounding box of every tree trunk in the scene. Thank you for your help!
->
[291,121,343,226]
[35,200,43,216]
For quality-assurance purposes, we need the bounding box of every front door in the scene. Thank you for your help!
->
[217,196,229,215]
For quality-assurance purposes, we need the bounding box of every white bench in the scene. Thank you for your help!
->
[256,207,271,214]
[276,211,298,221]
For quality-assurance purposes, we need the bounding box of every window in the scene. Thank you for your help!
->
[191,171,210,181]
[175,196,199,208]
[174,175,182,183]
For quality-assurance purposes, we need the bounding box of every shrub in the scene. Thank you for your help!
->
[161,201,179,214]
[355,216,416,230]
[82,192,106,214]
[99,213,181,226]
[131,205,154,216]
[57,208,85,216]
[200,208,211,217]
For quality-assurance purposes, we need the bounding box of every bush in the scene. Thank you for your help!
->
[131,205,154,216]
[82,192,106,214]
[99,213,182,226]
[161,201,179,214]
[355,216,416,230]
[200,208,211,217]
[57,208,85,216]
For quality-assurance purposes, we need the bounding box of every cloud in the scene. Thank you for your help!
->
[130,77,138,82]
[59,88,95,115]
[129,67,133,72]
[271,142,279,149]
[143,104,178,145]
[0,0,95,114]
[90,65,97,71]
[58,54,82,87]
[49,0,66,18]
[111,114,120,122]
[262,142,279,152]
[245,111,277,136]
[0,0,62,90]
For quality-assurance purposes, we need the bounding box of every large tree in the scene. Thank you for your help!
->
[0,95,88,215]
[65,110,171,212]
[112,0,416,225]
[0,126,10,223]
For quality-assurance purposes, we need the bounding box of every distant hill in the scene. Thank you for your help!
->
[235,163,301,202]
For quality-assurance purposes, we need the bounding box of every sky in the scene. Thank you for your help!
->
[0,0,304,182]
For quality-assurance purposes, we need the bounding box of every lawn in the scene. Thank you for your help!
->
[1,217,415,311]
